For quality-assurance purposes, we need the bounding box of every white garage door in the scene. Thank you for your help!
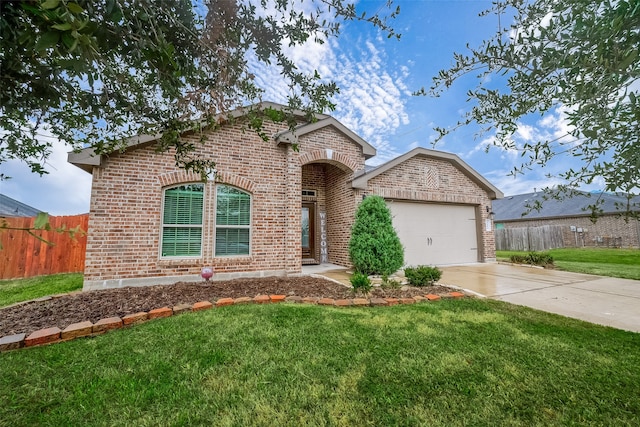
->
[386,201,479,266]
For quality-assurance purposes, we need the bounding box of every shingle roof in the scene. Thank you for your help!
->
[493,191,640,221]
[0,194,42,217]
[69,101,335,173]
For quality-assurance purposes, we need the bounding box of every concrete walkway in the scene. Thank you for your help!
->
[302,263,352,286]
[440,263,640,333]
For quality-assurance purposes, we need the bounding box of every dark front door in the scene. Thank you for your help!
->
[302,203,316,261]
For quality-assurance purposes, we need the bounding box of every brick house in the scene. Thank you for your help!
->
[69,103,502,290]
[494,191,640,249]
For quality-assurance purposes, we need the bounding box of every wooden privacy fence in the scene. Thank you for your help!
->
[0,214,88,280]
[495,225,564,251]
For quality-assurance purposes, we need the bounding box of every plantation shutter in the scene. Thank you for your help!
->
[161,184,204,257]
[215,185,250,256]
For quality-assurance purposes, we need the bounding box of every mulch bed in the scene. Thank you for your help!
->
[0,276,454,337]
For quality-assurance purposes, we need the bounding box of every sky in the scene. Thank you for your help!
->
[0,0,606,215]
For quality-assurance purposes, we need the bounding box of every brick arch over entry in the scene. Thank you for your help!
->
[297,149,358,173]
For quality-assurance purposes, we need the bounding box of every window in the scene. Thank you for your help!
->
[215,185,251,256]
[161,184,204,257]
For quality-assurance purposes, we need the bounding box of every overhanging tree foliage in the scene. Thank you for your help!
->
[1,0,399,179]
[419,0,639,215]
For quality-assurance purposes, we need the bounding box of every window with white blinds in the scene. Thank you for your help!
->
[161,184,204,257]
[215,185,251,256]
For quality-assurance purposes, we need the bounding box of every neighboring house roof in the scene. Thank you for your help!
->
[68,102,348,173]
[493,191,640,221]
[274,117,376,159]
[0,193,42,217]
[351,147,504,200]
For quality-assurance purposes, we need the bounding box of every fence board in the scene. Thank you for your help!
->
[0,214,88,279]
[496,225,564,251]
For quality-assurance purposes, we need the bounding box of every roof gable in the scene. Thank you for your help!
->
[274,117,376,159]
[351,147,503,199]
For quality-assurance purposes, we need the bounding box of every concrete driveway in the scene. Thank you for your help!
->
[440,263,640,333]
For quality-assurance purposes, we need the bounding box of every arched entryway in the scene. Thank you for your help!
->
[300,152,358,267]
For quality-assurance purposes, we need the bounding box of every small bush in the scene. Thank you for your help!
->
[404,266,442,287]
[510,252,554,267]
[381,276,402,290]
[527,251,554,266]
[350,272,372,294]
[509,254,527,264]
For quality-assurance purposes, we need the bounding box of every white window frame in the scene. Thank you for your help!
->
[214,184,251,257]
[160,183,204,259]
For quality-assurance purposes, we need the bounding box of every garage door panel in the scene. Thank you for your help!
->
[387,202,478,266]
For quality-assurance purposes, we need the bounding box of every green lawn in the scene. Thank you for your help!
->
[497,248,640,280]
[0,273,83,308]
[1,302,639,426]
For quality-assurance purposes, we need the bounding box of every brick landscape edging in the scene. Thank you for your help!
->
[0,291,467,352]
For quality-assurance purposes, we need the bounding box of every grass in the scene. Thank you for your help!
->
[1,301,639,426]
[0,273,83,308]
[497,248,640,280]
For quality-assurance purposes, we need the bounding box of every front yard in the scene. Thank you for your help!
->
[1,300,639,426]
[497,248,640,280]
[2,249,639,425]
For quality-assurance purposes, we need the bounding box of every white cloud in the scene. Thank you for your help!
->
[538,105,575,140]
[1,129,92,215]
[250,23,411,165]
[331,41,410,164]
[515,122,535,142]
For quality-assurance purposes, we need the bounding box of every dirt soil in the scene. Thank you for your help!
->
[0,276,454,337]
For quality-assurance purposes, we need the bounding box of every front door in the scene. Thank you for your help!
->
[302,203,316,262]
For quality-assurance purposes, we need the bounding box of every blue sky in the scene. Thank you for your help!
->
[1,0,601,215]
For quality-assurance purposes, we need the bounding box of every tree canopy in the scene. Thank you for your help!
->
[0,0,399,179]
[421,0,639,215]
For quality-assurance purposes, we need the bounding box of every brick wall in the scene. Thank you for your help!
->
[499,215,640,248]
[84,119,368,288]
[366,155,497,262]
[325,165,357,267]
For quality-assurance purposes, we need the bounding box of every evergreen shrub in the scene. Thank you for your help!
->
[348,196,404,276]
[404,265,442,286]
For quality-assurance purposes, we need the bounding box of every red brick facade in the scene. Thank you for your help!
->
[73,107,501,290]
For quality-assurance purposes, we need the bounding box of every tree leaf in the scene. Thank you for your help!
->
[35,31,60,51]
[52,23,73,31]
[40,0,60,10]
[67,2,84,14]
[34,212,51,230]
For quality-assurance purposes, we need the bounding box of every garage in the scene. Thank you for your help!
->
[351,147,502,266]
[386,201,479,266]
